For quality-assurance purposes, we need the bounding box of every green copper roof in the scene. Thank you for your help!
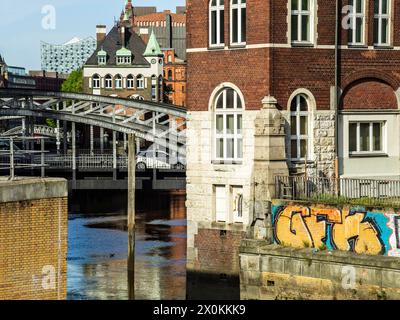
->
[97,49,107,56]
[144,31,163,57]
[116,47,132,56]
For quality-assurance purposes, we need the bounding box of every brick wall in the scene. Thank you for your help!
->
[194,228,246,275]
[0,178,68,300]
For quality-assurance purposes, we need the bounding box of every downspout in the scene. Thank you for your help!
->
[334,0,340,192]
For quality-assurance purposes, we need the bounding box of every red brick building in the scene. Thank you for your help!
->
[185,0,400,298]
[163,49,186,106]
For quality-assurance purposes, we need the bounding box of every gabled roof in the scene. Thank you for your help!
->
[85,25,149,66]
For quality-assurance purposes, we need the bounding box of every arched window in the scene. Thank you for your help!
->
[231,0,246,45]
[290,94,310,161]
[92,74,100,89]
[115,74,122,89]
[168,55,172,63]
[127,74,135,89]
[168,70,173,80]
[210,0,225,47]
[105,74,112,89]
[214,87,243,161]
[136,74,144,89]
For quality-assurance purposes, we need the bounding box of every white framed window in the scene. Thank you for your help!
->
[92,74,100,89]
[349,122,385,155]
[105,74,112,89]
[374,0,391,46]
[290,94,310,161]
[98,56,106,65]
[291,0,314,44]
[151,75,157,101]
[136,74,144,89]
[210,0,225,47]
[348,0,366,45]
[127,74,135,89]
[231,186,243,223]
[214,87,243,162]
[115,74,122,89]
[230,0,246,46]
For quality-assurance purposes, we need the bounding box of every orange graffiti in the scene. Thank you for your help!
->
[274,206,383,255]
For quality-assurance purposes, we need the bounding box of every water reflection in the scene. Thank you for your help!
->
[67,191,187,300]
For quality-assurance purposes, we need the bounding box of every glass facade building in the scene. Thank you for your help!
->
[41,37,96,74]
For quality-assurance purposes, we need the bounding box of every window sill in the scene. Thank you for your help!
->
[212,160,243,165]
[291,160,315,165]
[347,44,368,49]
[373,45,393,50]
[208,45,225,51]
[291,42,314,48]
[229,43,246,49]
[349,153,388,158]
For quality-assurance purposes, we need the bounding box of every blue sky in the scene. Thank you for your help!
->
[0,0,185,70]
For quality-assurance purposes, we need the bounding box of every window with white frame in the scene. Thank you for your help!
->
[349,122,385,155]
[115,74,122,89]
[151,75,157,101]
[290,94,310,161]
[231,0,246,45]
[210,0,225,47]
[348,0,366,45]
[92,74,100,89]
[291,0,313,44]
[136,74,144,89]
[374,0,391,46]
[105,74,112,89]
[98,56,106,65]
[127,74,135,89]
[214,87,243,162]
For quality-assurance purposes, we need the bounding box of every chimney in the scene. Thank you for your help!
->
[96,25,107,47]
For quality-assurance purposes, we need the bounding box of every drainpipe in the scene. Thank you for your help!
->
[334,0,340,193]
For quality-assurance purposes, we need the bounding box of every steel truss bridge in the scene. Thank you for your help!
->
[0,89,188,190]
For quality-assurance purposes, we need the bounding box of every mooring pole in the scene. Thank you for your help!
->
[127,133,136,300]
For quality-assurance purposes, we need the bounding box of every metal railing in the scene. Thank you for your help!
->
[0,136,48,180]
[31,154,179,170]
[275,175,400,206]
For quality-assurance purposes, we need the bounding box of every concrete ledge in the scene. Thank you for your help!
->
[240,240,400,270]
[0,177,68,203]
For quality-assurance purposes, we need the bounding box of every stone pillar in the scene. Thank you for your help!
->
[251,96,289,241]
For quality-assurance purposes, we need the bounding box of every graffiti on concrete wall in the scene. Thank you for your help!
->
[272,205,400,256]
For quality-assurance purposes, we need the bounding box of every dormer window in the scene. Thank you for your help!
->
[116,47,132,65]
[97,49,107,65]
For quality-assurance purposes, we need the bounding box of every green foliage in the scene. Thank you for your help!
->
[318,243,327,251]
[301,193,400,209]
[61,69,83,93]
[46,118,56,128]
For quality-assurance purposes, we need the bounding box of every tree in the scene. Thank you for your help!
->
[61,69,83,93]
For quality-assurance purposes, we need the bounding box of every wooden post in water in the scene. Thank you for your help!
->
[127,133,136,300]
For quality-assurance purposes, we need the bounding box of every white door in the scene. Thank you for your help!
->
[215,186,227,222]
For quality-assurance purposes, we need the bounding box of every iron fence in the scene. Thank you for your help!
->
[275,175,400,206]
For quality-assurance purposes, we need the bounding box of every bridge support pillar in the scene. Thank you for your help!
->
[100,127,104,153]
[90,125,94,156]
[72,122,77,185]
[127,133,136,300]
[113,131,117,180]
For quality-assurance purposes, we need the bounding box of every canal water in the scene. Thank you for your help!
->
[67,190,187,300]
